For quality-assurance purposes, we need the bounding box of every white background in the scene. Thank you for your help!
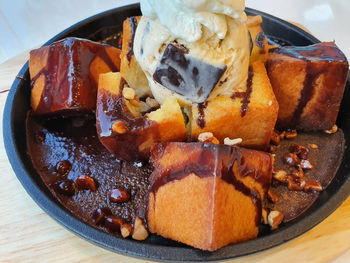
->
[0,0,349,64]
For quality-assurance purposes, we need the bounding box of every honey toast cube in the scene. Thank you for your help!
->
[148,142,273,251]
[191,61,278,150]
[247,15,271,64]
[96,72,186,160]
[30,37,121,115]
[120,16,151,98]
[267,42,348,130]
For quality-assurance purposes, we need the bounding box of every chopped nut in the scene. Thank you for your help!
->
[268,210,284,230]
[52,180,75,196]
[122,87,135,100]
[285,129,298,139]
[145,97,160,109]
[300,159,314,170]
[287,176,306,191]
[279,131,286,140]
[92,207,112,225]
[105,216,124,232]
[132,217,149,241]
[139,101,151,113]
[224,137,242,146]
[291,167,304,178]
[112,121,128,134]
[76,175,97,191]
[283,153,300,167]
[261,208,269,224]
[272,169,288,183]
[120,223,132,238]
[56,160,72,176]
[268,145,275,154]
[324,124,338,134]
[109,188,130,203]
[270,130,280,146]
[198,132,219,144]
[129,97,142,107]
[308,143,319,149]
[289,144,309,160]
[268,189,279,203]
[304,180,323,192]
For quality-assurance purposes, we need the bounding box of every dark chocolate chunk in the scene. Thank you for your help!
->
[153,43,227,103]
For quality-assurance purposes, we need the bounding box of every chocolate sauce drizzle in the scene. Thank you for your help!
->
[241,66,254,117]
[290,64,327,126]
[150,143,267,226]
[30,38,118,114]
[197,102,208,129]
[230,66,254,118]
[270,43,348,127]
[96,77,160,160]
[126,17,138,62]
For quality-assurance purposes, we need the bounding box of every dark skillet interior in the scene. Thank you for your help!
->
[3,4,350,262]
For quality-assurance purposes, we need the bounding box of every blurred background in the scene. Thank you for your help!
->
[0,0,349,64]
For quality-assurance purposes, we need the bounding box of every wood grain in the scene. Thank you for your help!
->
[1,52,350,263]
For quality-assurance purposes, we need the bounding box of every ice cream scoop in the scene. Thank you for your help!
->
[134,0,250,105]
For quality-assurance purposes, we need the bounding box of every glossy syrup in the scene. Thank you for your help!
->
[150,143,271,226]
[30,38,118,114]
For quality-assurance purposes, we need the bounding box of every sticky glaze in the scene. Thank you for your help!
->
[96,78,160,160]
[30,37,119,115]
[150,143,273,226]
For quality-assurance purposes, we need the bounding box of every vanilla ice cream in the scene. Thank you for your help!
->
[134,0,250,105]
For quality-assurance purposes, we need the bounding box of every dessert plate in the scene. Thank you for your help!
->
[3,4,350,261]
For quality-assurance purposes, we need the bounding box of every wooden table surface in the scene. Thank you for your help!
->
[1,52,350,263]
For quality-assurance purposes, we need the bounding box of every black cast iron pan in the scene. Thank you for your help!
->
[3,4,350,262]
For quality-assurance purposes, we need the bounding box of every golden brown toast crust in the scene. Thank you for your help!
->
[120,16,151,98]
[247,15,270,64]
[191,61,279,150]
[96,72,186,160]
[267,42,348,130]
[30,37,121,115]
[148,142,272,251]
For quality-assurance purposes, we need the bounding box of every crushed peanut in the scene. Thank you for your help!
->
[324,124,338,134]
[121,223,132,238]
[112,121,128,134]
[224,137,242,146]
[122,87,135,100]
[285,130,298,139]
[308,143,319,149]
[267,189,279,203]
[139,101,151,113]
[270,130,280,146]
[279,131,286,140]
[268,210,284,230]
[304,180,323,192]
[272,169,288,183]
[146,97,160,109]
[132,217,149,241]
[198,132,219,144]
[287,176,306,191]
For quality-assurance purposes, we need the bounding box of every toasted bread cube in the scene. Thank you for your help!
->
[30,37,121,115]
[96,72,186,160]
[267,42,349,130]
[148,142,272,251]
[191,62,278,150]
[120,16,151,98]
[247,16,271,64]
